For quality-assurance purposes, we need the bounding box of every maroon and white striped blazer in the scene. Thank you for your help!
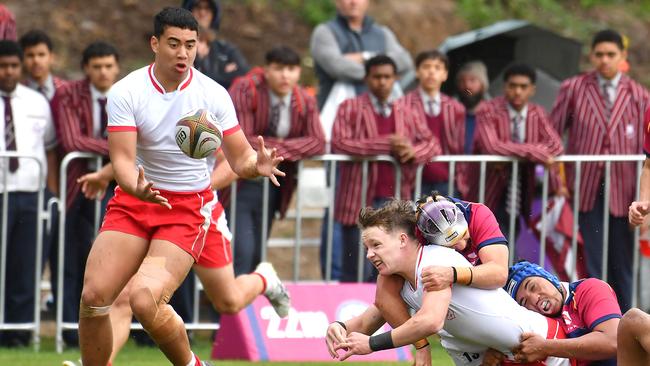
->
[51,79,108,208]
[403,89,470,196]
[221,70,325,217]
[473,96,563,214]
[331,93,440,225]
[551,71,650,216]
[0,5,16,41]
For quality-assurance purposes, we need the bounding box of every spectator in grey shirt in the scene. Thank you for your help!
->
[310,0,414,109]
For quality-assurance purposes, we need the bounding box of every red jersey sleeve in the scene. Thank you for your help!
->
[469,203,507,250]
[574,278,622,330]
[643,108,650,158]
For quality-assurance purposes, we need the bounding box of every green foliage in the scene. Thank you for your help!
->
[285,0,337,26]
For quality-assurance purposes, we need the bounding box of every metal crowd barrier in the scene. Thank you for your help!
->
[235,153,645,309]
[5,150,641,352]
[227,154,402,283]
[55,153,219,353]
[0,152,48,351]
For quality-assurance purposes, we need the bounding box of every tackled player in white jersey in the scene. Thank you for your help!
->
[325,199,571,366]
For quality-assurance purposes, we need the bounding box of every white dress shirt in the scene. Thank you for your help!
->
[25,74,56,101]
[597,71,621,107]
[90,84,109,137]
[269,91,292,139]
[419,88,441,116]
[0,84,56,192]
[507,103,528,143]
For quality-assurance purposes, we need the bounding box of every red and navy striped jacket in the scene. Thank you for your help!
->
[221,70,326,217]
[403,89,469,197]
[473,96,563,214]
[331,93,440,225]
[550,71,650,216]
[51,79,108,208]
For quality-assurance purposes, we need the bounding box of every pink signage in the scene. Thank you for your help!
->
[212,283,412,362]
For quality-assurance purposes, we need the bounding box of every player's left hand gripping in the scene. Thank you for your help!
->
[135,165,172,209]
[256,135,285,186]
[513,332,547,363]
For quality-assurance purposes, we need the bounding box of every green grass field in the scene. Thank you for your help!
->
[0,334,455,365]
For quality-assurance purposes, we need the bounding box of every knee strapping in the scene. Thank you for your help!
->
[146,304,185,345]
[79,300,111,318]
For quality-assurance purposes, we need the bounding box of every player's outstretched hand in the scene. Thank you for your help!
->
[335,332,372,361]
[413,343,432,366]
[629,200,650,226]
[78,171,109,200]
[134,166,171,209]
[481,348,505,366]
[421,265,454,291]
[256,136,285,186]
[325,322,347,359]
[512,332,547,363]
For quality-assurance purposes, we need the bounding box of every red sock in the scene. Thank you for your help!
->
[253,272,267,293]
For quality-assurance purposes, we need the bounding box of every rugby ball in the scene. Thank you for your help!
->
[175,109,223,159]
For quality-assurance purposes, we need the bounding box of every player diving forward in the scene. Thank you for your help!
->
[325,199,571,366]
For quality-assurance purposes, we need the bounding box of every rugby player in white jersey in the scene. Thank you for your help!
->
[325,199,570,366]
[78,7,285,366]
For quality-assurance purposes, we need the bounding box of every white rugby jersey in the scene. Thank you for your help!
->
[400,245,549,355]
[106,64,240,192]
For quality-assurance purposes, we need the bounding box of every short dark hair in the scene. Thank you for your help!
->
[154,7,199,38]
[0,40,22,61]
[415,49,449,70]
[364,55,397,77]
[358,199,417,240]
[265,46,301,66]
[592,29,624,50]
[503,63,536,84]
[19,30,53,52]
[81,41,119,67]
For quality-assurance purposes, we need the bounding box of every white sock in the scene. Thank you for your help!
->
[185,352,198,366]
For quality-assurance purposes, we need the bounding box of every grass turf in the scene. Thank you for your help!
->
[0,333,454,365]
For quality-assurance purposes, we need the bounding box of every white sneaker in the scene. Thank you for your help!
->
[61,359,81,366]
[255,262,291,318]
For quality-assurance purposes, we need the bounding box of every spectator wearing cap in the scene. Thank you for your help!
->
[474,63,563,244]
[0,40,57,347]
[50,41,120,347]
[183,0,249,89]
[551,29,650,312]
[403,50,468,197]
[503,261,620,366]
[456,60,490,154]
[331,55,437,282]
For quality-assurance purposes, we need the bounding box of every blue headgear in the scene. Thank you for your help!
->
[504,261,562,299]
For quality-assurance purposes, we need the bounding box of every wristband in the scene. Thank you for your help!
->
[413,339,429,349]
[451,266,457,283]
[468,267,474,286]
[369,330,394,351]
[456,266,472,285]
[334,321,347,331]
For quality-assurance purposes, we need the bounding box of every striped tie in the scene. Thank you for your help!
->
[602,81,613,114]
[2,96,18,172]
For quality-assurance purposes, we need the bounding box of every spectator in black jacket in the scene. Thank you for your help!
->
[183,0,250,89]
